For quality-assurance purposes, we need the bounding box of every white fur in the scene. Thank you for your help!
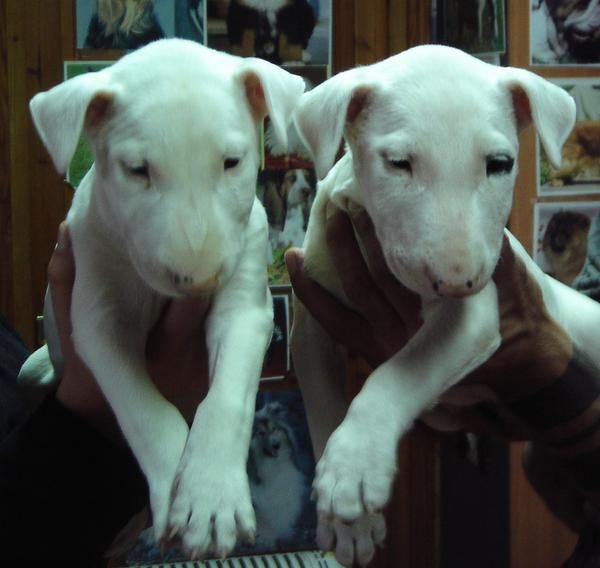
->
[290,45,593,567]
[22,39,304,558]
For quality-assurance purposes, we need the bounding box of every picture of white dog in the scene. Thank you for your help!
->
[247,399,313,550]
[125,390,317,563]
[20,39,305,558]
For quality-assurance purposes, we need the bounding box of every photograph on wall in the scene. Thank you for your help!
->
[533,200,600,286]
[530,0,600,65]
[258,168,317,286]
[206,0,331,67]
[261,294,291,380]
[76,0,206,51]
[124,388,318,564]
[538,78,600,197]
[431,0,506,57]
[64,61,113,188]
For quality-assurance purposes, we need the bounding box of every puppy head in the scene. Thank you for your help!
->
[294,45,575,300]
[30,39,305,297]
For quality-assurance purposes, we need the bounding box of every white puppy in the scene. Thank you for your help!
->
[22,39,304,557]
[290,45,600,566]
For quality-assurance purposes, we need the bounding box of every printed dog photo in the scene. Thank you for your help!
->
[258,168,317,285]
[206,0,331,66]
[533,201,600,285]
[538,79,600,196]
[530,0,600,65]
[125,389,317,563]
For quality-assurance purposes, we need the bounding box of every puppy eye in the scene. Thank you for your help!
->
[224,157,240,170]
[387,157,412,174]
[486,154,514,176]
[123,162,150,180]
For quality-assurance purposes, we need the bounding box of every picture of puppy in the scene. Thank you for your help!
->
[207,0,330,65]
[543,210,591,284]
[226,0,315,63]
[538,79,600,196]
[81,0,165,50]
[534,202,600,286]
[531,0,600,64]
[247,400,311,550]
[258,168,317,284]
[124,390,317,563]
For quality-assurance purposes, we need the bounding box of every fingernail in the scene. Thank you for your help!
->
[55,222,70,252]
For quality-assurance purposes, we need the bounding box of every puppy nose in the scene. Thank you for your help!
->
[432,278,476,298]
[426,264,483,298]
[169,271,218,296]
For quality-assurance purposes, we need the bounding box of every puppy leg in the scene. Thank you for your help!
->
[292,302,387,567]
[168,221,273,558]
[69,272,189,543]
[313,283,501,522]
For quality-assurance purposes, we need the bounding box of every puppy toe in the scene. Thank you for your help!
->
[331,478,364,521]
[213,512,237,558]
[182,510,212,557]
[361,473,392,513]
[235,507,256,544]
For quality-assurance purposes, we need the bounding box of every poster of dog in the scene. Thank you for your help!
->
[431,0,506,57]
[258,168,317,285]
[75,0,206,51]
[206,0,331,67]
[533,201,600,285]
[538,78,600,196]
[124,388,317,563]
[530,0,600,65]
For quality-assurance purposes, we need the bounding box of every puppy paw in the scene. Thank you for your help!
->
[314,416,397,521]
[317,513,387,567]
[166,401,256,558]
[168,456,255,558]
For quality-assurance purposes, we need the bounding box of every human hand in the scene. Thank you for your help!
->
[51,223,211,435]
[286,203,572,438]
[286,202,422,368]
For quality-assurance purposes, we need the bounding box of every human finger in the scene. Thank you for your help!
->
[285,247,385,365]
[325,203,400,328]
[347,204,422,334]
[47,222,76,359]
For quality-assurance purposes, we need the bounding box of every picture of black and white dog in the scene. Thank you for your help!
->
[531,0,600,64]
[225,0,316,63]
[247,400,311,550]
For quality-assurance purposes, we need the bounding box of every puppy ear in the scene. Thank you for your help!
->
[238,58,306,150]
[293,69,373,180]
[29,70,114,175]
[500,67,576,169]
